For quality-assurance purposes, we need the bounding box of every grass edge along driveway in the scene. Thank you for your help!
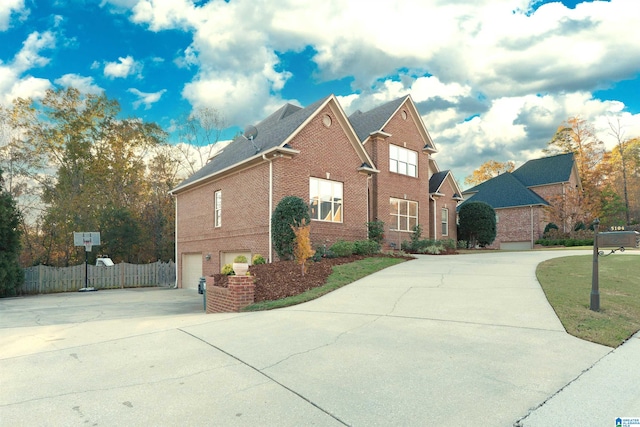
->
[243,256,407,311]
[537,254,640,348]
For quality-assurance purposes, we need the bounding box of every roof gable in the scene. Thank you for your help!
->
[349,96,407,142]
[172,97,328,192]
[430,169,464,199]
[512,153,575,187]
[348,95,437,152]
[461,172,549,209]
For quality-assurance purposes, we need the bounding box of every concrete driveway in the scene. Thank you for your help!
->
[1,251,637,426]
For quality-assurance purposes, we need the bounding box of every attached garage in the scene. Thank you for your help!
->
[181,253,202,290]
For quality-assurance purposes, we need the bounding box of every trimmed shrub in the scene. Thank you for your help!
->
[353,239,380,255]
[367,220,385,244]
[544,222,559,234]
[252,254,266,265]
[233,255,247,263]
[458,201,496,247]
[271,196,311,260]
[330,240,355,257]
[221,263,234,275]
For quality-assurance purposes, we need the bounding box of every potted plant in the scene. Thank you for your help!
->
[232,255,249,276]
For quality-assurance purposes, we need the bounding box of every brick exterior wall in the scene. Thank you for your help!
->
[364,104,432,249]
[206,275,255,313]
[273,104,369,249]
[492,205,548,248]
[176,163,272,286]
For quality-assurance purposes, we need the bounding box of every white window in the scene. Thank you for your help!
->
[390,198,418,231]
[441,208,449,236]
[214,190,222,227]
[389,145,418,177]
[310,178,343,222]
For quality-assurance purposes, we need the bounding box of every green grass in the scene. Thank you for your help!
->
[242,256,408,311]
[536,254,640,347]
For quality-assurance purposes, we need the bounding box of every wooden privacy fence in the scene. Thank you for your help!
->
[21,260,176,294]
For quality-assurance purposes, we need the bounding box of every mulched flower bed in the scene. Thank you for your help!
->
[211,255,366,301]
[211,254,413,304]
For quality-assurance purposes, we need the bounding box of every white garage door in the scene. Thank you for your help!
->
[182,253,202,290]
[500,241,532,251]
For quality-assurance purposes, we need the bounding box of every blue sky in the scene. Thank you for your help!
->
[1,0,639,180]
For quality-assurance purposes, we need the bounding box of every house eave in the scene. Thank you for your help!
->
[494,202,549,210]
[358,165,380,175]
[170,145,300,195]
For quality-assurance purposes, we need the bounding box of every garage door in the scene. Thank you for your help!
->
[182,253,202,290]
[500,241,532,251]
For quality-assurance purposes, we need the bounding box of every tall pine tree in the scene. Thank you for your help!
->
[0,168,23,297]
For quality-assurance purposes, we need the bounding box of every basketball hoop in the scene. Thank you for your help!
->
[73,231,100,292]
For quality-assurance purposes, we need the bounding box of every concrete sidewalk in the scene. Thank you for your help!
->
[0,251,637,426]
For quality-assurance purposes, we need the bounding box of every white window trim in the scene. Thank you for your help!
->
[441,207,449,236]
[214,190,222,228]
[390,198,418,232]
[310,177,343,223]
[389,144,418,178]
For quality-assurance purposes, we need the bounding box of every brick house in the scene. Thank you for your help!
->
[461,153,581,250]
[171,94,462,289]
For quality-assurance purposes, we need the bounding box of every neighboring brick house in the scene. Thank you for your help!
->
[171,94,462,289]
[461,153,581,250]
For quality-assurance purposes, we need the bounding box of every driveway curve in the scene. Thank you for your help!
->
[0,250,632,426]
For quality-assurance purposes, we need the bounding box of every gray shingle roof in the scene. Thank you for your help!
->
[348,96,408,142]
[429,170,448,194]
[173,96,329,192]
[462,172,549,209]
[512,153,574,187]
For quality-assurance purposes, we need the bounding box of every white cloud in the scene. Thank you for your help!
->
[104,55,142,79]
[0,31,55,105]
[0,0,27,31]
[54,74,104,95]
[12,31,55,73]
[107,0,640,178]
[128,87,166,109]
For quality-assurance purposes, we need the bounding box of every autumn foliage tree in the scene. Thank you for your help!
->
[291,219,315,275]
[2,88,173,266]
[464,160,515,186]
[544,116,604,220]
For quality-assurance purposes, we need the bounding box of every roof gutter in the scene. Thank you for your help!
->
[170,145,300,195]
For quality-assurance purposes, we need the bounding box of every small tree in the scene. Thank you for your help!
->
[291,219,315,275]
[0,168,23,297]
[271,196,311,260]
[458,201,496,247]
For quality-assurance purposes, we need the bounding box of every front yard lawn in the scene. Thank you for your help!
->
[536,254,640,347]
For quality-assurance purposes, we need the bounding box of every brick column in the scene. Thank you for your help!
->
[206,275,255,313]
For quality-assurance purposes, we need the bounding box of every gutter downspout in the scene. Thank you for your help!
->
[530,205,534,249]
[263,154,273,263]
[173,196,178,288]
[430,195,436,239]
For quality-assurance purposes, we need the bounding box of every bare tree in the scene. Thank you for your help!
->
[174,107,227,176]
[608,118,631,225]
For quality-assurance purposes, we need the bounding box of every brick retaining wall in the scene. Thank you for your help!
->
[206,275,255,313]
